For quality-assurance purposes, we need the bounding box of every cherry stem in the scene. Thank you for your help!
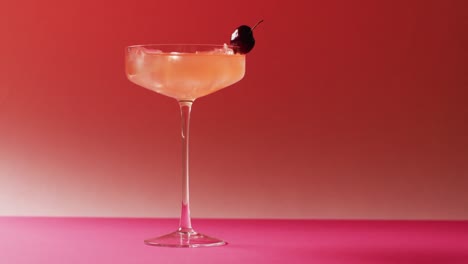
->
[252,19,264,31]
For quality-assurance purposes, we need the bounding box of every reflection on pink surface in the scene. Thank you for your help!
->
[1,217,467,263]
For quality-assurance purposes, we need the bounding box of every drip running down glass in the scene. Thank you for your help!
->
[125,44,245,247]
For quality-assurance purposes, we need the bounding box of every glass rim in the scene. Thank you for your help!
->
[126,44,238,49]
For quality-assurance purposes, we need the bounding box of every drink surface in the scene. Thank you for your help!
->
[126,46,245,101]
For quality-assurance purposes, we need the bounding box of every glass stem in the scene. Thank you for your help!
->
[178,100,194,233]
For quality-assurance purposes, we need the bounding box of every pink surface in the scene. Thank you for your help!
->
[1,217,467,263]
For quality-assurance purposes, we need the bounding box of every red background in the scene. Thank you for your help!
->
[0,0,467,219]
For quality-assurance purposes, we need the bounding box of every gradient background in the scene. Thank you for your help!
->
[0,0,467,220]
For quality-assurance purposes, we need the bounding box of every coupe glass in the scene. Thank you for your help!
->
[125,44,245,247]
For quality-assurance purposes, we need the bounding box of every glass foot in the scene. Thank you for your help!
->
[144,230,227,248]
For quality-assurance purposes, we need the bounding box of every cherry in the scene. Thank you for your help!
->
[230,20,263,54]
